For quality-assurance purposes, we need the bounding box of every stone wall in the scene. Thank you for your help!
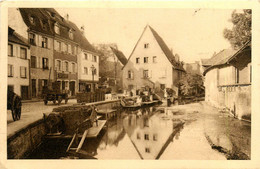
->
[7,119,47,159]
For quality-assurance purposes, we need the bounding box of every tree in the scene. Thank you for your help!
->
[223,9,251,49]
[178,73,204,96]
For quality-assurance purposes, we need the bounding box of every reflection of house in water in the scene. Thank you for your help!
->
[123,108,176,159]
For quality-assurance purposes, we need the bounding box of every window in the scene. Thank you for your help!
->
[29,33,36,45]
[144,57,148,63]
[65,61,69,72]
[54,22,60,34]
[69,29,73,39]
[42,21,47,30]
[145,147,150,153]
[93,68,97,75]
[8,85,14,92]
[8,44,13,56]
[56,60,61,71]
[20,47,27,59]
[143,70,149,78]
[29,16,35,24]
[31,56,37,68]
[137,133,141,140]
[144,134,149,140]
[153,56,157,63]
[42,37,48,48]
[128,70,133,79]
[136,57,140,64]
[42,58,49,69]
[57,41,61,51]
[72,63,75,73]
[153,134,158,141]
[84,53,88,60]
[144,43,149,48]
[8,64,13,77]
[20,66,27,78]
[93,55,97,62]
[84,67,88,74]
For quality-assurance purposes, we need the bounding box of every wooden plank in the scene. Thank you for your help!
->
[45,120,107,139]
[76,129,88,153]
[97,109,116,114]
[87,120,106,138]
[66,133,77,152]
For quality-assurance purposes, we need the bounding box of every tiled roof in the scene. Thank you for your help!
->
[202,42,252,76]
[19,8,97,54]
[110,47,128,66]
[8,27,29,47]
[19,8,54,36]
[67,21,97,53]
[148,25,184,71]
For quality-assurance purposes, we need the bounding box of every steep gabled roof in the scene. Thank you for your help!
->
[110,47,128,66]
[149,26,184,71]
[8,27,29,47]
[123,25,184,71]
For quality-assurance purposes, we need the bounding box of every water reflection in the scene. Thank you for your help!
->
[82,106,183,159]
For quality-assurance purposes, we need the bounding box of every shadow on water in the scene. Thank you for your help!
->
[27,105,185,159]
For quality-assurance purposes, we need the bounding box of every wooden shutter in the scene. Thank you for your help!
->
[47,37,51,49]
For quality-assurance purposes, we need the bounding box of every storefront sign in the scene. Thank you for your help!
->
[57,73,68,79]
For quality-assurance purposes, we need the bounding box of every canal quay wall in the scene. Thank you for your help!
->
[7,100,120,159]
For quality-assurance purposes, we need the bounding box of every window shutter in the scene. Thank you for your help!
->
[47,38,51,49]
[149,70,152,78]
[131,71,134,79]
[35,35,39,46]
[74,63,77,73]
[69,62,72,72]
[39,36,42,47]
[39,57,42,68]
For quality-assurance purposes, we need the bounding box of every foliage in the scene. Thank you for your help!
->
[223,9,251,49]
[178,73,204,96]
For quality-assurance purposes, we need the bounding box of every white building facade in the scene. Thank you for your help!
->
[8,28,31,99]
[122,25,184,95]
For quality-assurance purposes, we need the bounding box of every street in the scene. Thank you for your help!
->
[7,99,78,138]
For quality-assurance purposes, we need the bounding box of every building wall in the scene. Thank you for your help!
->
[8,42,30,98]
[123,27,173,93]
[204,59,251,119]
[53,39,78,95]
[78,50,99,81]
[30,33,54,97]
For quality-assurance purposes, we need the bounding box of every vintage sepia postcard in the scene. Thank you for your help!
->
[0,0,260,169]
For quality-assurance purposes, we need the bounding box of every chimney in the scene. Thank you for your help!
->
[65,14,69,21]
[80,25,85,34]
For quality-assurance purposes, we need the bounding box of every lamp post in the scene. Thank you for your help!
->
[91,64,96,92]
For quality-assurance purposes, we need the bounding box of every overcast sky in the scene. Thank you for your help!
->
[57,8,234,63]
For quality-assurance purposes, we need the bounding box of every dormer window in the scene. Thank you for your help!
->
[54,22,60,34]
[144,43,149,48]
[30,16,35,24]
[42,20,48,30]
[69,29,73,39]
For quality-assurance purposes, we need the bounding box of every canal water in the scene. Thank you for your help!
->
[27,102,226,160]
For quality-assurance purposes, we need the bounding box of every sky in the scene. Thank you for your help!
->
[57,8,234,63]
